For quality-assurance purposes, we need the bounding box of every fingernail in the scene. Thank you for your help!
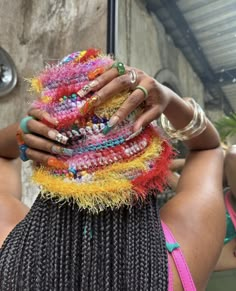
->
[48,130,68,145]
[108,116,119,127]
[125,127,143,141]
[77,84,91,98]
[102,125,113,135]
[79,95,99,116]
[51,145,73,156]
[62,148,73,156]
[47,157,67,169]
[102,116,120,135]
[89,80,99,88]
[42,117,58,128]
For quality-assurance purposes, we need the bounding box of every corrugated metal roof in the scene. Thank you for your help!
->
[176,0,236,111]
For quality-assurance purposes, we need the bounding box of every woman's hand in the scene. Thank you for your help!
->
[22,65,178,164]
[20,109,70,165]
[79,65,177,133]
[79,63,219,149]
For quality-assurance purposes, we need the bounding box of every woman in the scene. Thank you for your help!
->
[168,150,236,272]
[0,49,225,290]
[215,146,236,271]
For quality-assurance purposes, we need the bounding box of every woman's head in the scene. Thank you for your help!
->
[0,49,172,291]
[30,48,172,211]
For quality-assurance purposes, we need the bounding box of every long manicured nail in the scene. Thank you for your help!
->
[102,116,119,135]
[42,117,58,128]
[47,157,67,169]
[126,127,143,141]
[77,80,99,98]
[51,145,73,156]
[108,115,119,127]
[89,79,99,88]
[48,130,68,145]
[77,84,91,98]
[79,95,99,116]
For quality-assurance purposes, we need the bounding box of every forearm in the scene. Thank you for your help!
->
[163,93,220,150]
[0,123,20,159]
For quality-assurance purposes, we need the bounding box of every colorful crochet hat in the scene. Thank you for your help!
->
[30,48,173,212]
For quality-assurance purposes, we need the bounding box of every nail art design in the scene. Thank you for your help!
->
[77,84,91,98]
[102,116,120,135]
[55,133,68,145]
[42,117,58,128]
[88,79,99,88]
[48,130,68,145]
[51,145,73,156]
[47,157,67,169]
[79,95,99,116]
[125,127,143,141]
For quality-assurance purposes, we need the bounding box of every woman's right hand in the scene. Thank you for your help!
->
[20,109,69,165]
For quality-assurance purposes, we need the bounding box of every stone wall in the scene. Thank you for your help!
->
[0,0,225,206]
[116,0,206,106]
[0,0,107,205]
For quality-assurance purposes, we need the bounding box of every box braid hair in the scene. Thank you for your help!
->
[0,49,173,290]
[0,194,168,290]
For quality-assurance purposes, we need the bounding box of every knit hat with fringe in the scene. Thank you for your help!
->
[29,48,173,212]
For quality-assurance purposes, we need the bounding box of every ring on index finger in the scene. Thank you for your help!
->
[111,61,126,76]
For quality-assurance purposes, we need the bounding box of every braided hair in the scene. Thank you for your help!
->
[0,194,168,290]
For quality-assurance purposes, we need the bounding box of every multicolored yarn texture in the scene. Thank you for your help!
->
[30,48,173,212]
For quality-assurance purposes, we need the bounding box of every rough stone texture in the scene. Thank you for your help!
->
[0,0,226,206]
[0,0,107,206]
[117,0,206,106]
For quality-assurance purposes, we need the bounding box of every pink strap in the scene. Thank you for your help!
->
[225,191,236,228]
[162,222,196,291]
[167,252,174,291]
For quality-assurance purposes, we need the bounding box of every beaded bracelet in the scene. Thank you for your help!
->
[160,98,207,141]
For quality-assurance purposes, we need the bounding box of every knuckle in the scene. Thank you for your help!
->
[148,78,157,89]
[116,75,130,86]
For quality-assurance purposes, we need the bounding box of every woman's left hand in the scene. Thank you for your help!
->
[78,64,177,133]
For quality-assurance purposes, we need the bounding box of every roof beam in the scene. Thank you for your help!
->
[146,0,234,114]
[207,68,236,86]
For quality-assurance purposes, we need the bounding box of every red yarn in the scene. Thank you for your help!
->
[132,139,174,198]
[78,48,101,63]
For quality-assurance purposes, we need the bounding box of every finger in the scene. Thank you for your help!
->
[133,105,161,132]
[102,81,151,134]
[25,148,53,165]
[28,108,58,127]
[26,119,68,145]
[78,63,133,97]
[24,134,73,156]
[79,73,137,117]
[112,82,150,120]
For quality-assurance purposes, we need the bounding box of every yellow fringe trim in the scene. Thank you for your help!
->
[32,136,163,211]
[94,92,129,118]
[25,77,43,93]
[33,171,134,212]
